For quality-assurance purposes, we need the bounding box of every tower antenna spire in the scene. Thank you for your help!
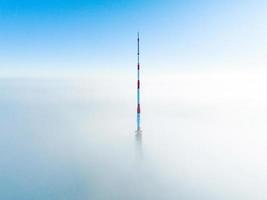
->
[136,32,142,134]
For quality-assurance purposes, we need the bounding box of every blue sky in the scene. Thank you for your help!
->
[0,0,267,72]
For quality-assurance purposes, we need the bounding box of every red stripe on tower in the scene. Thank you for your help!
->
[137,104,141,113]
[137,80,140,89]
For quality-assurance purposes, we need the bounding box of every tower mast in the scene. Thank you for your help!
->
[136,33,142,134]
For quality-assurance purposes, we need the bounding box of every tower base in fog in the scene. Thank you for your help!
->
[135,129,142,143]
[135,128,142,135]
[135,128,142,159]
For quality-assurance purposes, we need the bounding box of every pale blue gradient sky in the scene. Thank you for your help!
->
[0,0,267,73]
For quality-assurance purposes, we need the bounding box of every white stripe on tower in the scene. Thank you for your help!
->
[136,32,141,133]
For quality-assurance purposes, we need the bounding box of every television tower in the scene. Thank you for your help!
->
[136,32,142,135]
